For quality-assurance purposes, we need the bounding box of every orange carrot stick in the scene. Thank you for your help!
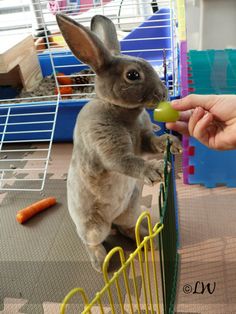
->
[54,86,73,95]
[56,72,73,85]
[16,197,57,224]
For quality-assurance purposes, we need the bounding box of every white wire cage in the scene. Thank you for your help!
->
[0,100,58,191]
[0,0,180,191]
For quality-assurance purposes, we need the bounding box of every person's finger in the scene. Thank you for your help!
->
[190,112,214,145]
[171,94,217,111]
[188,107,206,136]
[166,121,190,135]
[178,110,193,122]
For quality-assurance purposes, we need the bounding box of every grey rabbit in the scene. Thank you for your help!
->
[56,14,182,272]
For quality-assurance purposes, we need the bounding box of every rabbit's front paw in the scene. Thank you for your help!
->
[168,135,182,155]
[150,137,166,153]
[156,134,182,155]
[142,159,171,186]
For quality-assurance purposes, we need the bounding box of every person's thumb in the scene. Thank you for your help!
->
[171,94,216,111]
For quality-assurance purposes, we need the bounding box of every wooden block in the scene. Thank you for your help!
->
[0,34,43,92]
[19,51,43,92]
[0,66,22,87]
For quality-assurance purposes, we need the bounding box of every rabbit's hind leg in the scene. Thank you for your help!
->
[80,216,111,273]
[86,243,107,273]
[113,182,149,242]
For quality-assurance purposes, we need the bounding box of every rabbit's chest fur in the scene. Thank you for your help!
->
[67,100,151,223]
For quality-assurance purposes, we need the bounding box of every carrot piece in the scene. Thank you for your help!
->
[16,197,56,224]
[55,86,73,95]
[56,72,72,85]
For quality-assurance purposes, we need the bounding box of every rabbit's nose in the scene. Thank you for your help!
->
[162,90,168,100]
[154,89,167,102]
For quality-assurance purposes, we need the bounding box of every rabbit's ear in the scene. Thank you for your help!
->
[91,15,120,55]
[56,14,112,73]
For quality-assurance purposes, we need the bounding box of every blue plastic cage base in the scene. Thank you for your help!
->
[188,137,236,188]
[0,9,176,142]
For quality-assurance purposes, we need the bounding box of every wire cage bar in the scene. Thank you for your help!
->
[0,98,59,191]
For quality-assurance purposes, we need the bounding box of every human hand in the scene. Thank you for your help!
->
[166,94,236,150]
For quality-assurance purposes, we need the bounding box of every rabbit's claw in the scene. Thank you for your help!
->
[166,161,171,173]
[151,137,166,153]
[87,244,107,273]
[168,136,182,154]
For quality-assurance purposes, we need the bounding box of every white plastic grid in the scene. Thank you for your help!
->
[0,0,179,191]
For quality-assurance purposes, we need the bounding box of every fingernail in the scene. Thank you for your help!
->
[194,107,200,114]
[203,112,209,119]
[193,107,202,115]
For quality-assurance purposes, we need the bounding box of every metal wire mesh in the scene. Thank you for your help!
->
[0,0,179,187]
[61,215,165,314]
[0,0,179,103]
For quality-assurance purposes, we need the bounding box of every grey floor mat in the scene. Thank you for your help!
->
[174,157,236,314]
[0,177,139,313]
[1,144,236,314]
[0,143,146,313]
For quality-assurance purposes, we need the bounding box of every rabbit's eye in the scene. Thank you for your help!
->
[126,70,140,81]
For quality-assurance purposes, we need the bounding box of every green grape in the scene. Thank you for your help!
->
[153,101,180,122]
